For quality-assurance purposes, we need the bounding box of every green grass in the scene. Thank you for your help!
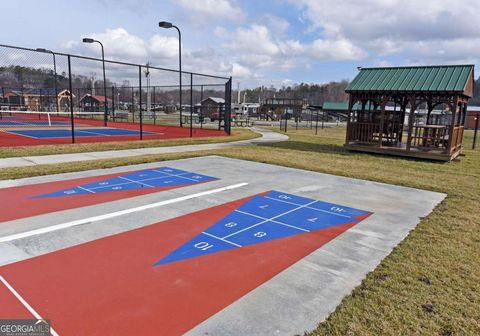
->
[0,128,258,158]
[0,127,478,335]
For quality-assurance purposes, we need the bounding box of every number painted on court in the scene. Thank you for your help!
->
[330,207,345,213]
[194,242,214,251]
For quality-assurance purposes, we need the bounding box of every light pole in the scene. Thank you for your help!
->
[36,48,58,113]
[159,21,182,127]
[82,38,108,126]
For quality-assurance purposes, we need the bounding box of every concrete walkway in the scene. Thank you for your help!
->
[0,127,288,169]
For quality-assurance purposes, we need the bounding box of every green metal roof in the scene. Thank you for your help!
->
[322,102,349,111]
[346,65,474,96]
[322,101,379,111]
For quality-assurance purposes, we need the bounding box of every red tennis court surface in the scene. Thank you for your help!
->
[0,115,225,147]
[0,193,370,335]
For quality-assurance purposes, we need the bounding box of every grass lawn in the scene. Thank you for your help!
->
[0,128,258,158]
[0,127,478,335]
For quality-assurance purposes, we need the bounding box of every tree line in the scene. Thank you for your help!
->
[3,65,480,106]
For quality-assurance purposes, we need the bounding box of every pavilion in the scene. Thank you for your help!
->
[344,65,475,161]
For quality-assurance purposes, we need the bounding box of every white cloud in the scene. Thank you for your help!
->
[289,0,480,64]
[218,23,367,75]
[309,38,366,60]
[149,35,179,59]
[232,62,252,78]
[65,28,182,65]
[227,25,280,56]
[88,28,148,60]
[177,0,245,21]
[262,14,290,34]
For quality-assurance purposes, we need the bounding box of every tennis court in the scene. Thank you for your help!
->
[0,157,445,335]
[0,111,225,146]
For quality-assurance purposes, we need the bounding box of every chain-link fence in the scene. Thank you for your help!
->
[0,44,232,146]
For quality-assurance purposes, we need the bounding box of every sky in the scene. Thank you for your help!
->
[1,0,479,88]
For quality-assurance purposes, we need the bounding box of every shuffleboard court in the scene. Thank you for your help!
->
[0,166,217,223]
[0,191,370,335]
[0,156,446,335]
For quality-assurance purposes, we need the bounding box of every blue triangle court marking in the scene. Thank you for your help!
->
[154,190,372,266]
[32,167,218,198]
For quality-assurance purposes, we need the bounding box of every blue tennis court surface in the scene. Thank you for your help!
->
[33,167,218,198]
[155,190,372,265]
[7,128,157,138]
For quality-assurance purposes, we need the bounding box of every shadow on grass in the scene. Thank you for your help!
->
[261,140,454,164]
[261,140,352,156]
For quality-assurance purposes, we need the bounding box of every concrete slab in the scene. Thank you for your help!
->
[0,156,445,335]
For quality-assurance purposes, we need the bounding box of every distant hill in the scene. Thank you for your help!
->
[243,77,480,106]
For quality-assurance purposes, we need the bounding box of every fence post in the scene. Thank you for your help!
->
[77,88,81,112]
[190,73,193,137]
[224,77,232,135]
[131,87,134,123]
[111,86,115,121]
[315,110,319,135]
[473,113,479,150]
[200,85,204,129]
[67,55,75,144]
[139,66,143,140]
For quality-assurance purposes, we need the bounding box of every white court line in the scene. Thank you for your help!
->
[152,169,202,183]
[0,275,60,336]
[234,209,309,232]
[201,231,242,247]
[0,183,248,243]
[4,130,41,139]
[264,196,352,218]
[118,176,155,188]
[78,186,95,194]
[77,129,113,136]
[222,200,317,239]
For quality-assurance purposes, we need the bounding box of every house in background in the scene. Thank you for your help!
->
[3,90,25,108]
[466,106,480,129]
[80,94,112,112]
[1,89,75,111]
[198,97,225,118]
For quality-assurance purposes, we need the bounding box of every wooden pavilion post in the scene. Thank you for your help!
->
[461,101,468,125]
[406,94,417,151]
[345,95,354,144]
[398,98,408,144]
[446,95,459,154]
[377,102,385,147]
[377,95,389,147]
[426,100,433,125]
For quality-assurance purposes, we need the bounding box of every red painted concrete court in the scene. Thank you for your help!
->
[0,167,214,223]
[0,194,368,335]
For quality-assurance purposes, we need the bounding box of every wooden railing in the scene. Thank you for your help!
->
[410,125,448,149]
[450,126,464,154]
[348,122,379,144]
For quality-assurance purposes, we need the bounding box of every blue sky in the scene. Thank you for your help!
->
[2,0,479,88]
